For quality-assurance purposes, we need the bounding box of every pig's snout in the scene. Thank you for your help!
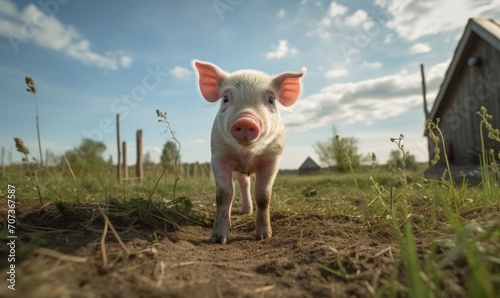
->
[230,115,260,143]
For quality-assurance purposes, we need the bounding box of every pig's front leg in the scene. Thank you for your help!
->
[236,173,253,214]
[254,159,280,240]
[211,164,235,244]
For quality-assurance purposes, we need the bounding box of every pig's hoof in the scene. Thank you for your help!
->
[256,231,272,241]
[241,206,253,214]
[210,234,228,245]
[256,225,272,241]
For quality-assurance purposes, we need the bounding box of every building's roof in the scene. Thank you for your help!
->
[428,18,500,121]
[299,156,321,170]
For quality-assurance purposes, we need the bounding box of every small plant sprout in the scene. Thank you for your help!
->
[425,119,442,167]
[476,106,500,191]
[390,134,408,170]
[297,228,304,250]
[390,134,409,184]
[425,119,461,210]
[25,76,44,169]
[425,119,446,168]
[14,137,43,205]
[335,134,359,188]
[477,106,500,142]
[155,109,182,198]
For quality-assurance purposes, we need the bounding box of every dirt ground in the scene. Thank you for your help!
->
[0,198,490,298]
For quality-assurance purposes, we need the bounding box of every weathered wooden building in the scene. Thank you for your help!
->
[426,18,500,166]
[298,157,321,175]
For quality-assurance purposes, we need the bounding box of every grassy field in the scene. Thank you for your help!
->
[1,159,499,297]
[3,64,498,297]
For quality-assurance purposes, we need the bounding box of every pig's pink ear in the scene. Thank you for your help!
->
[272,68,307,107]
[192,60,227,103]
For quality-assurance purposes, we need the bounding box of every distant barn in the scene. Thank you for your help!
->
[426,18,500,166]
[298,157,321,175]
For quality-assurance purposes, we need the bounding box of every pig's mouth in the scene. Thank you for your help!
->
[230,113,261,145]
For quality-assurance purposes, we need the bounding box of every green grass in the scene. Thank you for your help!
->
[4,75,499,295]
[1,162,499,296]
[2,107,500,297]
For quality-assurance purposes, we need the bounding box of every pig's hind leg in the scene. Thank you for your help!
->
[236,173,253,214]
[253,161,280,240]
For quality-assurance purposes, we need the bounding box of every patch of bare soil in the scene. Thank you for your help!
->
[0,199,490,297]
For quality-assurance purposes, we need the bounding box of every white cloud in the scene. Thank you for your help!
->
[265,40,297,60]
[120,55,133,68]
[344,9,374,31]
[378,0,500,40]
[170,66,192,78]
[284,60,451,130]
[1,0,18,17]
[0,0,131,70]
[277,9,286,18]
[374,0,389,7]
[143,146,162,163]
[144,145,162,155]
[426,59,451,82]
[188,139,206,145]
[306,27,331,39]
[410,43,432,53]
[320,17,331,27]
[307,1,347,39]
[325,67,348,78]
[361,60,382,69]
[328,1,348,17]
[384,34,392,44]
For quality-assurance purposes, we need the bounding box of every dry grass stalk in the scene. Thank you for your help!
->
[14,137,30,155]
[254,285,276,293]
[33,247,88,263]
[64,156,77,181]
[97,207,130,271]
[25,76,44,168]
[100,213,109,270]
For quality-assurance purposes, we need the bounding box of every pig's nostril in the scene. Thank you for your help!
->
[231,117,260,142]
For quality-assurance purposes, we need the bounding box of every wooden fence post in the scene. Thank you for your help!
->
[136,129,143,184]
[116,114,121,181]
[122,141,128,181]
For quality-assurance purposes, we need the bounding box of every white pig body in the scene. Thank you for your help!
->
[193,60,306,244]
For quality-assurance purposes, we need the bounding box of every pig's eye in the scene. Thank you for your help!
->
[268,96,275,105]
[223,95,229,103]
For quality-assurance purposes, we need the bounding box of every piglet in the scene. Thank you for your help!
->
[192,60,306,244]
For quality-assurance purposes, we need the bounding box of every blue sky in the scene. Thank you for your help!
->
[1,0,500,169]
